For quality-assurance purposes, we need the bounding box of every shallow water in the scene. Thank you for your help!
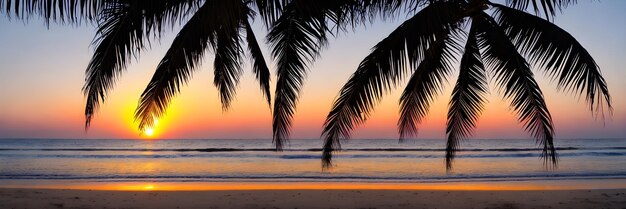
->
[0,138,625,184]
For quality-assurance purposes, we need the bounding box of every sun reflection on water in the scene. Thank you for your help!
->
[15,180,619,191]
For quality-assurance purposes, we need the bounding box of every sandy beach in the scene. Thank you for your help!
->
[1,188,625,209]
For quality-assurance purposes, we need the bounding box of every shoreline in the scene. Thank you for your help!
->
[1,188,625,209]
[2,178,626,191]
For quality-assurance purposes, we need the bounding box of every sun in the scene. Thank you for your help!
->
[144,128,154,136]
[142,118,158,137]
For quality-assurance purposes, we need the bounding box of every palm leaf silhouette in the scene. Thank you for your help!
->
[266,0,414,150]
[399,31,461,140]
[267,1,328,150]
[1,0,102,24]
[134,0,220,131]
[1,0,611,170]
[492,4,611,115]
[244,19,272,106]
[474,12,556,166]
[213,2,246,111]
[84,0,198,128]
[322,1,463,168]
[506,0,577,19]
[1,0,272,131]
[322,0,610,169]
[445,24,488,169]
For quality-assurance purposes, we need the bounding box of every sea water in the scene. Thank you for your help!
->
[0,138,625,185]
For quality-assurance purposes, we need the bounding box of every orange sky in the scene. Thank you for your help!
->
[0,1,624,140]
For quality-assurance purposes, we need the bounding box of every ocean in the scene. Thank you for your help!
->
[0,138,625,187]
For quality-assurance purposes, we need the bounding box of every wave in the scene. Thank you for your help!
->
[2,146,626,152]
[0,151,624,159]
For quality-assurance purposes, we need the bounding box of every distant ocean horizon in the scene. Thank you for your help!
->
[1,138,625,187]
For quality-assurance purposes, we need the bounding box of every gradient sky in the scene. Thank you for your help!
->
[0,1,624,140]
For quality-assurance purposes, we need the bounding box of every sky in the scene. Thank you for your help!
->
[0,1,624,140]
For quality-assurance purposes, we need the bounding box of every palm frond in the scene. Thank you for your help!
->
[445,24,487,169]
[83,0,199,128]
[266,0,428,150]
[323,0,417,30]
[131,0,200,38]
[0,0,103,25]
[83,1,145,129]
[474,12,557,166]
[267,1,330,150]
[244,19,271,106]
[134,0,220,131]
[213,27,244,111]
[213,0,247,110]
[321,1,464,168]
[493,4,611,116]
[252,0,289,26]
[398,31,459,140]
[505,0,577,19]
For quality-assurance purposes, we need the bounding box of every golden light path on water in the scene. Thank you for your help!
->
[2,180,626,191]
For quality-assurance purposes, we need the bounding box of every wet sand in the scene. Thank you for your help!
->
[1,188,625,209]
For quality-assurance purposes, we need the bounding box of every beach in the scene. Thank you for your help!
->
[1,188,625,209]
[2,138,626,208]
[1,0,624,207]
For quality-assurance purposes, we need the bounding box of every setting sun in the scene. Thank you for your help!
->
[144,128,154,136]
[0,1,625,209]
[142,118,158,137]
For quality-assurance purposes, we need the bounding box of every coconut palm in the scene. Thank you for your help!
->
[318,0,612,169]
[264,0,406,149]
[1,0,612,170]
[0,0,402,147]
[0,0,287,131]
[264,0,613,169]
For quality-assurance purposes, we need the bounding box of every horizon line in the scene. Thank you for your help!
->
[0,137,623,140]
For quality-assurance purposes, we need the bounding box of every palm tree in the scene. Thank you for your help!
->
[319,0,612,169]
[0,0,285,131]
[264,0,405,149]
[1,0,612,170]
[0,0,402,148]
